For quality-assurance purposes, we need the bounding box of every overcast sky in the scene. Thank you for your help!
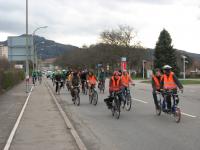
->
[0,0,200,54]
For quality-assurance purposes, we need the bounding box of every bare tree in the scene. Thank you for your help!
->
[100,25,137,47]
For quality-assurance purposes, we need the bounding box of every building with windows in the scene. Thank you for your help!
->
[0,44,8,59]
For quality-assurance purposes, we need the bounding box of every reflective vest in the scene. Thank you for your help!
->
[121,74,131,87]
[163,72,177,90]
[152,75,162,90]
[88,75,96,85]
[110,76,121,91]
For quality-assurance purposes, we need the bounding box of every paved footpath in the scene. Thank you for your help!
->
[0,82,27,150]
[8,82,78,150]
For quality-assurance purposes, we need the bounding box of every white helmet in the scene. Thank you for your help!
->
[163,65,172,70]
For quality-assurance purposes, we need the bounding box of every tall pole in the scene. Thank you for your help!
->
[32,26,48,72]
[142,60,145,79]
[25,0,29,93]
[182,56,187,80]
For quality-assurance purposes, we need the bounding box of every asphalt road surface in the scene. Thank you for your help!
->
[47,79,200,150]
[1,78,200,150]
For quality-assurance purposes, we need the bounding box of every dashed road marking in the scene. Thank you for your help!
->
[132,98,197,118]
[132,98,148,104]
[181,112,197,118]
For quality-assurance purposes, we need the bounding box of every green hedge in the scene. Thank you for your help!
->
[0,70,25,91]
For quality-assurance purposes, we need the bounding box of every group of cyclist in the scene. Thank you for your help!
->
[152,65,183,112]
[32,70,43,85]
[49,64,183,114]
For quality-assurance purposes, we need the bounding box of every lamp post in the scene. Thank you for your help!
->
[142,60,146,79]
[25,0,29,93]
[34,41,45,71]
[182,55,188,79]
[32,26,48,72]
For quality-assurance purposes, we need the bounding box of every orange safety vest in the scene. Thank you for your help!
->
[121,74,131,87]
[163,72,177,90]
[152,75,162,90]
[88,75,96,85]
[110,76,121,91]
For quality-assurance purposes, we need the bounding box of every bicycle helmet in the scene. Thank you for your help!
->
[162,65,172,70]
[113,71,119,76]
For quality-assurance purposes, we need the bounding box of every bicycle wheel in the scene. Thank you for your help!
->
[92,91,98,105]
[89,94,92,104]
[156,101,162,116]
[75,95,80,106]
[174,107,181,123]
[125,94,132,111]
[114,99,120,119]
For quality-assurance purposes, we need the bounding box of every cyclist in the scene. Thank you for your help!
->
[160,65,183,111]
[87,71,97,96]
[121,70,134,104]
[98,68,106,90]
[55,70,62,93]
[152,68,163,110]
[60,70,66,89]
[32,70,37,85]
[71,71,81,101]
[105,71,124,108]
[38,70,42,84]
[80,70,88,92]
[66,71,73,91]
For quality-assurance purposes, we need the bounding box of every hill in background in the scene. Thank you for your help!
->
[0,35,79,59]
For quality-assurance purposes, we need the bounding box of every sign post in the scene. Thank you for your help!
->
[121,57,127,71]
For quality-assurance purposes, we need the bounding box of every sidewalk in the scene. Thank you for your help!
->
[9,81,78,150]
[0,81,28,150]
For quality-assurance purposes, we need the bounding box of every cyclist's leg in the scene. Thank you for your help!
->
[56,81,58,92]
[152,90,159,109]
[166,95,171,110]
[173,90,179,104]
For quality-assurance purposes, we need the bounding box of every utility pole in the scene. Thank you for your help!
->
[25,0,29,93]
[142,60,146,79]
[32,26,48,71]
[182,55,188,79]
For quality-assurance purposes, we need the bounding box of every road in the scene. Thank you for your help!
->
[47,79,200,150]
[1,78,200,150]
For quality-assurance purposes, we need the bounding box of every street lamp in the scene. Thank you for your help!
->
[32,26,48,71]
[142,60,147,79]
[34,41,45,71]
[182,55,188,79]
[25,0,29,93]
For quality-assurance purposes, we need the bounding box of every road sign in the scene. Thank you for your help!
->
[7,36,34,62]
[121,57,127,71]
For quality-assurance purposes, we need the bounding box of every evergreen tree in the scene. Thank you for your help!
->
[154,29,179,75]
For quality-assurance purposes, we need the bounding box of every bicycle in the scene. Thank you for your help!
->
[111,90,122,119]
[66,80,71,91]
[122,87,132,111]
[72,85,80,106]
[82,80,88,95]
[89,84,98,105]
[98,80,105,93]
[156,90,181,123]
[55,80,61,95]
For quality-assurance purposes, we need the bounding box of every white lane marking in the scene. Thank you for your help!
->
[4,86,34,150]
[46,83,87,150]
[132,98,148,104]
[132,98,197,118]
[181,112,197,118]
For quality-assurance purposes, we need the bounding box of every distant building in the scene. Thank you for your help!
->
[0,44,8,59]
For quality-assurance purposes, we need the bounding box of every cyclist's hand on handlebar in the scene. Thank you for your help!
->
[160,89,164,92]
